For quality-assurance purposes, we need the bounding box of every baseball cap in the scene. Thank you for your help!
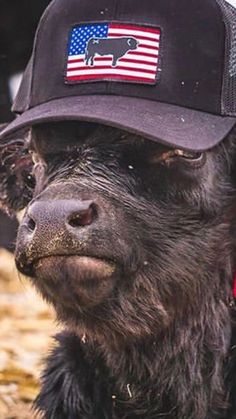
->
[1,0,236,150]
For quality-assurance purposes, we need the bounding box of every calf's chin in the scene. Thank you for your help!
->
[33,255,117,308]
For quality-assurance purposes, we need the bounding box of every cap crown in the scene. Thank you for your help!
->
[13,0,236,117]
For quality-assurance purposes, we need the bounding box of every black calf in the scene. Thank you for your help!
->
[1,122,236,418]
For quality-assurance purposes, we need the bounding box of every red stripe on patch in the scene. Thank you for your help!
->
[110,24,160,34]
[67,74,155,83]
[138,43,160,50]
[67,64,157,75]
[68,51,159,63]
[128,51,159,59]
[68,57,158,66]
[120,57,158,66]
[68,57,85,64]
[109,33,160,42]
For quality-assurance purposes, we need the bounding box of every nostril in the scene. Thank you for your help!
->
[68,204,97,228]
[27,217,36,232]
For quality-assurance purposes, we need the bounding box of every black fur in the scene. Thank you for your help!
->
[0,128,34,213]
[1,122,236,418]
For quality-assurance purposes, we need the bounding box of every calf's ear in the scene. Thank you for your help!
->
[0,126,34,214]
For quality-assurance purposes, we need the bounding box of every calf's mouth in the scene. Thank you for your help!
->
[35,255,116,281]
[29,255,119,308]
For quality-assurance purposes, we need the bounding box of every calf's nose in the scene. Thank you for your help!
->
[25,199,97,234]
[16,199,98,274]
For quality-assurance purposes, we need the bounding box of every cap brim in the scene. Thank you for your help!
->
[0,95,235,151]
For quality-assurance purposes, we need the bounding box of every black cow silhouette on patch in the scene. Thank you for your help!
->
[85,37,139,67]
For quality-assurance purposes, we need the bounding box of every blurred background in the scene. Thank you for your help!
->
[0,2,57,417]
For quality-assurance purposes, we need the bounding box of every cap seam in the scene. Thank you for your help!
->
[30,0,59,110]
[107,0,119,94]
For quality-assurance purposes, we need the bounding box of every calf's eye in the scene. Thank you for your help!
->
[151,149,204,166]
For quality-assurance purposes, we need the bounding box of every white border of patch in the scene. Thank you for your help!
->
[225,0,236,8]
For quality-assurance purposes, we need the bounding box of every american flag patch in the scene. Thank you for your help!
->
[66,23,161,84]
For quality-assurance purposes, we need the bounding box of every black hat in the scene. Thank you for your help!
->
[1,0,236,150]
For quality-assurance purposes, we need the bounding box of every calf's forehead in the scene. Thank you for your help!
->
[28,120,235,155]
[30,122,153,151]
[32,121,99,141]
